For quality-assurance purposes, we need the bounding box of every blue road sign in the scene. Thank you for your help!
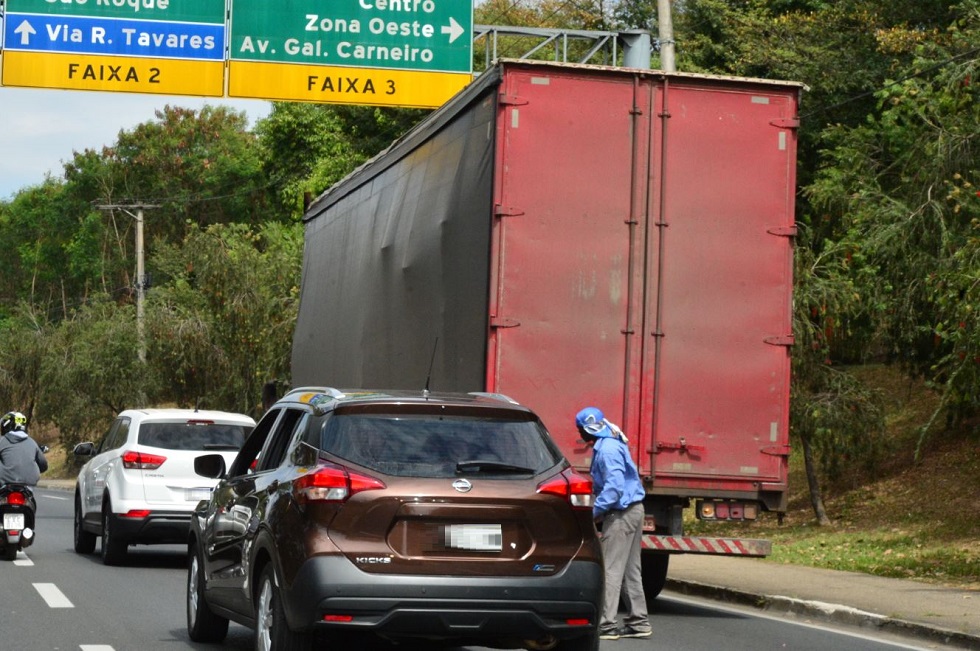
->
[3,14,224,60]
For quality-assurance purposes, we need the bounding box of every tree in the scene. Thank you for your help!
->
[38,296,158,450]
[146,222,303,417]
[806,1,980,457]
[790,226,887,524]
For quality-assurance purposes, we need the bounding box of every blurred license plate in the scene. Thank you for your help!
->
[186,488,212,502]
[3,513,25,530]
[444,524,502,552]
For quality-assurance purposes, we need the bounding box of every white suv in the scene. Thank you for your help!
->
[72,408,255,565]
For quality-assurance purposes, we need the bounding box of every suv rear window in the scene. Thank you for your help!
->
[320,413,562,478]
[138,422,250,451]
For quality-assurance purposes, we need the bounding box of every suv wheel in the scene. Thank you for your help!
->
[73,494,96,554]
[256,564,312,651]
[101,501,127,566]
[187,542,229,642]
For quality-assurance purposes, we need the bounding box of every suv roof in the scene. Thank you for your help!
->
[117,408,256,422]
[276,387,529,417]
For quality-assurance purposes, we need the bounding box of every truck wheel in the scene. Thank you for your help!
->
[255,564,312,651]
[101,501,127,566]
[641,553,670,598]
[187,542,229,642]
[74,494,96,554]
[552,629,599,651]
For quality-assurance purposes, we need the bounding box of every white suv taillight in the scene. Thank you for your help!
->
[121,450,166,470]
[294,463,385,504]
[537,468,595,510]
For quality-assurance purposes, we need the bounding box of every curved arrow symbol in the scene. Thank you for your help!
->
[15,20,37,46]
[441,17,464,44]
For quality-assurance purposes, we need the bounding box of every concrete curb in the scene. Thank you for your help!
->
[666,578,980,651]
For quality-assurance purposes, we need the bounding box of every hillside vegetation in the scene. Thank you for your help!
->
[693,365,980,588]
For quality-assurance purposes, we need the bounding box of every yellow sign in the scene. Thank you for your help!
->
[228,60,470,109]
[1,51,224,96]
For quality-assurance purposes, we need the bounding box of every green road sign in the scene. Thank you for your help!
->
[5,0,225,24]
[229,0,472,74]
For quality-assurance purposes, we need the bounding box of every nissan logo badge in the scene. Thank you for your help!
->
[452,479,473,493]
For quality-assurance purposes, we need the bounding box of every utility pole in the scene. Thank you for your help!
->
[96,203,159,364]
[657,0,676,72]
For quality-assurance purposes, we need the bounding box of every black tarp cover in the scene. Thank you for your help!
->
[291,74,499,391]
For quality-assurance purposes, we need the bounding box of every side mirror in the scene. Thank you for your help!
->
[194,453,227,480]
[73,442,96,457]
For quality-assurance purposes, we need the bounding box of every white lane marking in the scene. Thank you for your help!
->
[42,494,69,501]
[80,646,115,651]
[34,583,74,608]
[663,594,935,651]
[14,551,33,566]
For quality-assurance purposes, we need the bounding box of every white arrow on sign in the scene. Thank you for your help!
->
[14,20,37,46]
[441,17,464,44]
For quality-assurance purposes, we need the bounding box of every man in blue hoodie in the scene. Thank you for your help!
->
[0,411,48,486]
[576,406,651,641]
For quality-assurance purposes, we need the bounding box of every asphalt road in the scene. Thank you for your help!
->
[0,487,941,651]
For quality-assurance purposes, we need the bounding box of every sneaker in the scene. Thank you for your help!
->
[599,628,622,640]
[620,625,652,639]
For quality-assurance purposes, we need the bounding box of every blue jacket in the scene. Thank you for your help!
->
[589,429,645,520]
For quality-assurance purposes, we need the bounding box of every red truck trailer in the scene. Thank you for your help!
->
[292,59,802,596]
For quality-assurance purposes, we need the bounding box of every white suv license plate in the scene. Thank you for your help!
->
[444,524,503,552]
[186,488,212,502]
[3,513,25,530]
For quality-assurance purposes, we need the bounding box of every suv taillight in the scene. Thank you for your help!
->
[121,450,166,470]
[294,463,386,504]
[537,468,595,510]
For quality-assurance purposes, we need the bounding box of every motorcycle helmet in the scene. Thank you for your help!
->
[1,411,26,434]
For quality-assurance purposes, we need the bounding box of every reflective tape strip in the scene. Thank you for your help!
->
[641,535,771,557]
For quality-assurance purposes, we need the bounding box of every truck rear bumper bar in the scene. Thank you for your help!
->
[641,535,771,557]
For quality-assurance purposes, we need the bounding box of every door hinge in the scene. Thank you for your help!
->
[498,93,529,106]
[770,117,800,129]
[494,204,525,218]
[762,445,792,457]
[490,317,521,329]
[767,225,798,238]
[764,335,795,347]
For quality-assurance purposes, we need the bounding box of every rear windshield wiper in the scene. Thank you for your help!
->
[455,461,535,474]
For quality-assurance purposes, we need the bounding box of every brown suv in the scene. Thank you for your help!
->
[186,388,603,651]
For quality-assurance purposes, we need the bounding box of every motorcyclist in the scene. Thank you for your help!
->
[0,412,48,486]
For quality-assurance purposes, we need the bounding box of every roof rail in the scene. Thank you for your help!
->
[284,386,346,399]
[468,391,520,405]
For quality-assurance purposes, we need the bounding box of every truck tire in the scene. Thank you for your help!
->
[641,553,670,598]
[553,630,599,651]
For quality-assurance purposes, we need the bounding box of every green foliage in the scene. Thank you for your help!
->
[787,222,886,519]
[38,296,159,450]
[806,1,980,456]
[147,221,303,418]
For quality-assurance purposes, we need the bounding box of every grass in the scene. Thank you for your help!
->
[688,364,980,589]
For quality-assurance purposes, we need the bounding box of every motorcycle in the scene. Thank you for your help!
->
[0,483,37,561]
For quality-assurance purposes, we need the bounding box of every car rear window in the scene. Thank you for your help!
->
[138,422,250,451]
[319,413,563,478]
